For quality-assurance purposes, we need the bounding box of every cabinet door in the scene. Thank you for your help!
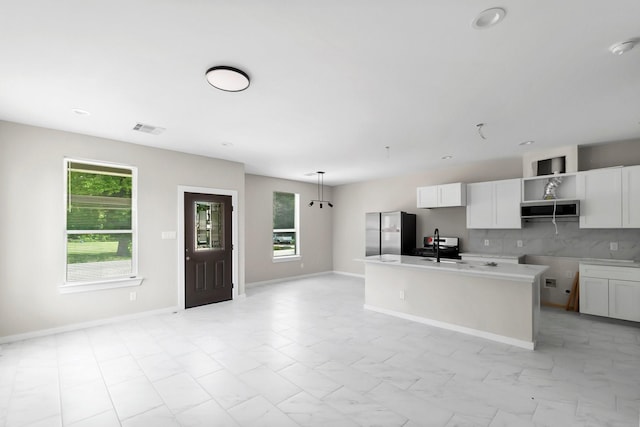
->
[578,168,622,228]
[417,186,439,208]
[622,165,640,228]
[439,183,466,207]
[466,182,494,229]
[609,279,640,322]
[579,276,609,317]
[494,179,522,229]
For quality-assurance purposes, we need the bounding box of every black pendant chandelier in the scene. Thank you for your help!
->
[308,171,333,208]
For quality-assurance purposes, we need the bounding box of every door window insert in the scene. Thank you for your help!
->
[195,201,224,250]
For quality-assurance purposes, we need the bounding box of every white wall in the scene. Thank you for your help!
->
[522,145,578,177]
[332,157,523,275]
[0,121,245,338]
[244,174,332,283]
[579,138,640,170]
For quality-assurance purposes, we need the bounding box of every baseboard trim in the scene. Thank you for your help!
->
[0,306,180,344]
[332,270,365,279]
[363,304,535,350]
[245,271,333,288]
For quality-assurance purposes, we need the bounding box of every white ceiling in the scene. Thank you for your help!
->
[1,1,639,185]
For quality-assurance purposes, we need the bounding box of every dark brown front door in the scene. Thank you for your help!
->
[184,192,233,308]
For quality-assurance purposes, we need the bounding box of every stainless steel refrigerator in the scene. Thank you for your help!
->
[366,211,416,256]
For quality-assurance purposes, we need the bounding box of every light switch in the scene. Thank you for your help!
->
[161,231,177,240]
[484,239,490,246]
[517,240,523,248]
[610,242,618,251]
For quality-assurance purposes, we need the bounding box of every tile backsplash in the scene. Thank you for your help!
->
[467,220,640,261]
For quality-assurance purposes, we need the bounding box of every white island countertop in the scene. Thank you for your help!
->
[363,255,548,282]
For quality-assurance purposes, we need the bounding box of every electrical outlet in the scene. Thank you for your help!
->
[610,242,618,251]
[517,240,523,248]
[484,239,490,246]
[399,290,405,300]
[300,262,304,269]
[129,292,137,301]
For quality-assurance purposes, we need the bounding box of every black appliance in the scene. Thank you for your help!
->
[413,236,461,259]
[366,211,417,256]
[520,200,579,219]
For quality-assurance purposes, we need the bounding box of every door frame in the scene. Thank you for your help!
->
[177,185,238,309]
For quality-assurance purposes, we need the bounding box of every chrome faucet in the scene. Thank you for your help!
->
[434,228,440,263]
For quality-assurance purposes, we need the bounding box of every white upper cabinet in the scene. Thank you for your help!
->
[495,179,522,228]
[466,178,521,229]
[577,168,622,228]
[417,183,466,208]
[466,182,493,228]
[622,165,640,228]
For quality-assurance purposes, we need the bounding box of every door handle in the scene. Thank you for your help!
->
[186,256,191,261]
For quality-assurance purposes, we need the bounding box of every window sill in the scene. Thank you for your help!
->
[273,255,301,263]
[59,277,144,294]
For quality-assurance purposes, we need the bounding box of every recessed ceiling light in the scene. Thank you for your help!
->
[221,142,233,147]
[609,40,637,55]
[472,8,506,29]
[205,66,250,92]
[72,108,90,116]
[441,155,453,160]
[519,140,535,146]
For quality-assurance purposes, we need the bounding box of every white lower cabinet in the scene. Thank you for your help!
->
[579,276,609,317]
[579,263,640,322]
[609,279,640,322]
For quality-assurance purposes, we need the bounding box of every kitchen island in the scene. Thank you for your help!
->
[363,255,549,349]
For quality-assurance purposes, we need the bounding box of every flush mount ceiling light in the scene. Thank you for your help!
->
[519,140,535,146]
[72,108,91,116]
[205,66,250,92]
[609,40,638,55]
[308,171,333,208]
[441,155,453,160]
[473,7,506,29]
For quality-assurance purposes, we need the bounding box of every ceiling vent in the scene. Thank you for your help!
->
[133,123,165,135]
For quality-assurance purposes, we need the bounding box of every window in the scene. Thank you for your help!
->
[63,159,139,288]
[273,191,299,258]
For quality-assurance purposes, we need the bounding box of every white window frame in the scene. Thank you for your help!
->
[60,158,143,294]
[273,192,301,262]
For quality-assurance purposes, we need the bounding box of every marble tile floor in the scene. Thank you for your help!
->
[1,273,639,427]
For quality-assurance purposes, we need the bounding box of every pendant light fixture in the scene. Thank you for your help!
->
[308,171,333,208]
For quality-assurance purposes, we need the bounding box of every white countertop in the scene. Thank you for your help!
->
[363,255,548,282]
[579,258,640,268]
[460,253,524,260]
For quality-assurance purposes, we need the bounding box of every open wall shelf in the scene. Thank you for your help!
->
[522,172,578,203]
